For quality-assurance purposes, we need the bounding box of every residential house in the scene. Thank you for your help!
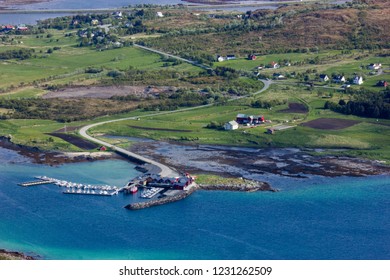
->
[368,63,382,70]
[3,25,15,31]
[269,61,280,69]
[376,80,388,87]
[217,55,225,62]
[353,76,364,85]
[332,75,346,83]
[273,73,285,79]
[156,12,164,18]
[226,55,236,60]
[319,74,329,82]
[224,120,239,130]
[17,24,28,31]
[248,54,256,60]
[91,19,99,25]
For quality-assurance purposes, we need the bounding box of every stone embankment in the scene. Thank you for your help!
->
[199,179,277,192]
[125,179,276,210]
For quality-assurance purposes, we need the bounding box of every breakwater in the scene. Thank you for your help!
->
[125,179,276,210]
[125,185,199,210]
[199,179,277,192]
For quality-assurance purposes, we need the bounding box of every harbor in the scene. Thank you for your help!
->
[18,173,274,210]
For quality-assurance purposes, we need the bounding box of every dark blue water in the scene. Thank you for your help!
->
[0,147,389,259]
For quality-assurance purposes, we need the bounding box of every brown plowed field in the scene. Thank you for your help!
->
[279,103,308,114]
[48,133,99,150]
[301,118,360,130]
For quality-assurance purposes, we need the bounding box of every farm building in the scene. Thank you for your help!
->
[224,120,239,130]
[236,114,264,124]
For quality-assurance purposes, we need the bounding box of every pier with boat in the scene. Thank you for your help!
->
[18,172,274,210]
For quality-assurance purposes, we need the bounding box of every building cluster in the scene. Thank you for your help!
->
[217,55,236,62]
[1,24,29,33]
[140,174,195,191]
[224,114,266,130]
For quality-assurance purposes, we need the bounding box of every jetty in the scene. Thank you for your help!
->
[18,177,54,187]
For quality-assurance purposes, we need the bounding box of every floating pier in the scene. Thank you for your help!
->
[19,176,122,196]
[18,178,54,187]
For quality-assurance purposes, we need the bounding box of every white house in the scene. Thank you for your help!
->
[156,12,164,18]
[217,55,225,62]
[269,61,280,69]
[368,63,382,70]
[353,76,364,85]
[224,120,239,131]
[319,74,329,82]
[332,75,346,83]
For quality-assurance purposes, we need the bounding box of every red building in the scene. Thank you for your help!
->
[236,114,265,124]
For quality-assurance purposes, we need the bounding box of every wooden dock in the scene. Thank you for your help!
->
[18,179,54,187]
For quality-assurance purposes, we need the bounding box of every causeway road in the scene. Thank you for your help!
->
[79,45,271,177]
[79,120,178,177]
[78,78,270,177]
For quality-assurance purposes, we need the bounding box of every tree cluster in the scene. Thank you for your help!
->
[324,89,390,119]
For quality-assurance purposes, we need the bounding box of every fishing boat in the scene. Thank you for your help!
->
[130,185,138,194]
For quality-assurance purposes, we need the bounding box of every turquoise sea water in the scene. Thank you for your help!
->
[0,147,389,260]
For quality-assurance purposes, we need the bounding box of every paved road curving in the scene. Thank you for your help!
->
[79,43,271,177]
[78,78,271,177]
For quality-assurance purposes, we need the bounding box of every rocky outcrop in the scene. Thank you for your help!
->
[0,249,34,260]
[199,179,277,192]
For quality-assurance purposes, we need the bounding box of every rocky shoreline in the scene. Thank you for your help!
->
[199,179,276,192]
[0,136,117,165]
[0,249,34,260]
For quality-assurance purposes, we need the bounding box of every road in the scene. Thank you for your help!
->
[78,43,271,177]
[134,44,212,71]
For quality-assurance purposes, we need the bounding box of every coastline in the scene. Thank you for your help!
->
[0,249,34,260]
[0,0,51,10]
[0,136,118,165]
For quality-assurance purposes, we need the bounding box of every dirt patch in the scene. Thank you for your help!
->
[42,86,175,99]
[301,118,360,130]
[278,103,308,114]
[128,125,193,133]
[48,133,99,150]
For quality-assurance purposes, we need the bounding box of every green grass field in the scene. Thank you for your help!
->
[0,31,200,93]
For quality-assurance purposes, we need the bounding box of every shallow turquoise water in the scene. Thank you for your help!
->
[0,148,389,259]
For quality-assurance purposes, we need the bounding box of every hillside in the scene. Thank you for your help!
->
[142,0,389,61]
